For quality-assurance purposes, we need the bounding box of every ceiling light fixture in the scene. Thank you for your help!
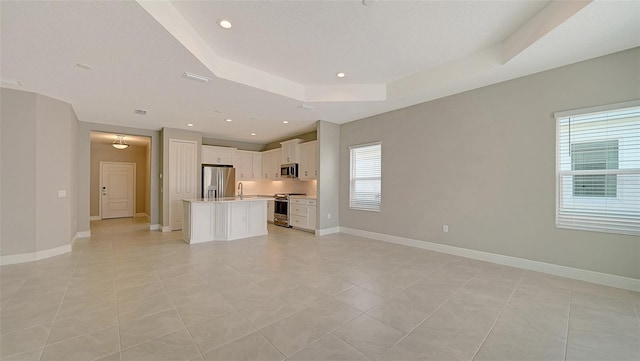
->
[76,63,92,70]
[187,123,194,127]
[112,135,129,150]
[219,19,232,29]
[336,72,346,78]
[250,133,256,136]
[225,118,232,122]
[134,109,147,115]
[181,72,212,83]
[283,121,289,124]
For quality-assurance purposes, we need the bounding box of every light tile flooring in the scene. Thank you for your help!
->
[1,218,639,361]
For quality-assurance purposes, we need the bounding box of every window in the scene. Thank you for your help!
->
[571,140,618,198]
[350,143,381,211]
[556,102,640,235]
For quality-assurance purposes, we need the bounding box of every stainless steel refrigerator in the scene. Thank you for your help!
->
[202,165,236,199]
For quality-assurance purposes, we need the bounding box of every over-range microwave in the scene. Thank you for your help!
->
[280,163,298,178]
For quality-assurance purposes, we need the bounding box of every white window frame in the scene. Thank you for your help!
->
[555,100,640,236]
[349,142,382,212]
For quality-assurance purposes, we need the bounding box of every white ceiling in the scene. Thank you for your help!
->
[1,1,638,144]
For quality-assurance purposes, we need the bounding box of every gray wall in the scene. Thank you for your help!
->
[1,89,37,255]
[318,121,340,230]
[77,122,161,232]
[340,48,640,279]
[35,94,78,252]
[90,142,149,217]
[1,88,78,256]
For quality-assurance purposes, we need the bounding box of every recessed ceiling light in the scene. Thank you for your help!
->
[134,109,147,115]
[225,118,233,122]
[336,72,346,78]
[187,123,194,127]
[283,121,289,124]
[219,19,232,29]
[181,72,212,83]
[250,133,256,136]
[76,63,92,70]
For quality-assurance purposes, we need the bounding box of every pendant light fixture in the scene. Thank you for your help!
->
[112,135,129,149]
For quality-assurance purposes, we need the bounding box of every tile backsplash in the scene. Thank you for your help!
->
[235,179,317,197]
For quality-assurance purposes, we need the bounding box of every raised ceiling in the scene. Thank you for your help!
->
[1,1,638,143]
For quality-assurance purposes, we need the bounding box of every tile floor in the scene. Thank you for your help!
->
[1,217,639,361]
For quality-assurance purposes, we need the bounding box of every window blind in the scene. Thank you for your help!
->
[556,104,640,235]
[350,143,381,211]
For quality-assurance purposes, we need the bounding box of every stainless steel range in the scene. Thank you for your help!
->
[274,193,306,227]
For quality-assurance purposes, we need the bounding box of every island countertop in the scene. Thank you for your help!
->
[183,196,274,203]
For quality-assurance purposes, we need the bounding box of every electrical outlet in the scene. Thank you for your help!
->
[442,224,449,233]
[58,190,67,198]
[327,213,331,219]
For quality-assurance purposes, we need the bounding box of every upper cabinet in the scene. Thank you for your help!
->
[298,140,317,180]
[202,145,235,165]
[262,148,282,180]
[234,150,262,180]
[280,139,303,164]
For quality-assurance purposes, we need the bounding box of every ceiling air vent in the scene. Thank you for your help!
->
[182,72,212,83]
[134,109,147,115]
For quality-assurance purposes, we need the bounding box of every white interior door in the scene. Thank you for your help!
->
[169,140,197,230]
[101,162,135,219]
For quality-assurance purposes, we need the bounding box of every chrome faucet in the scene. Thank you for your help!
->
[237,182,243,198]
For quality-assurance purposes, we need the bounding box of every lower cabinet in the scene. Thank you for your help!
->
[290,198,316,232]
[182,200,268,243]
[267,200,275,223]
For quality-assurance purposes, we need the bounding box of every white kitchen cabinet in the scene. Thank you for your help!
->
[261,148,282,180]
[251,152,262,180]
[234,150,262,180]
[280,139,302,164]
[298,140,317,180]
[202,145,235,165]
[290,198,316,232]
[182,198,269,243]
[182,201,215,243]
[267,200,274,223]
[229,201,267,239]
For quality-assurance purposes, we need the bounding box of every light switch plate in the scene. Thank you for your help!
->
[58,190,67,198]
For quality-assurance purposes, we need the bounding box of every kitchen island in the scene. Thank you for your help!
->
[182,197,273,243]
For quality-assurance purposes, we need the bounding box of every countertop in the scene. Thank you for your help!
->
[183,195,274,203]
[289,195,317,200]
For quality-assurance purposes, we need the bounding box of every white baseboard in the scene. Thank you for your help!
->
[90,216,100,221]
[76,230,91,238]
[339,227,640,292]
[1,244,72,266]
[150,224,161,231]
[161,226,172,232]
[316,227,340,236]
